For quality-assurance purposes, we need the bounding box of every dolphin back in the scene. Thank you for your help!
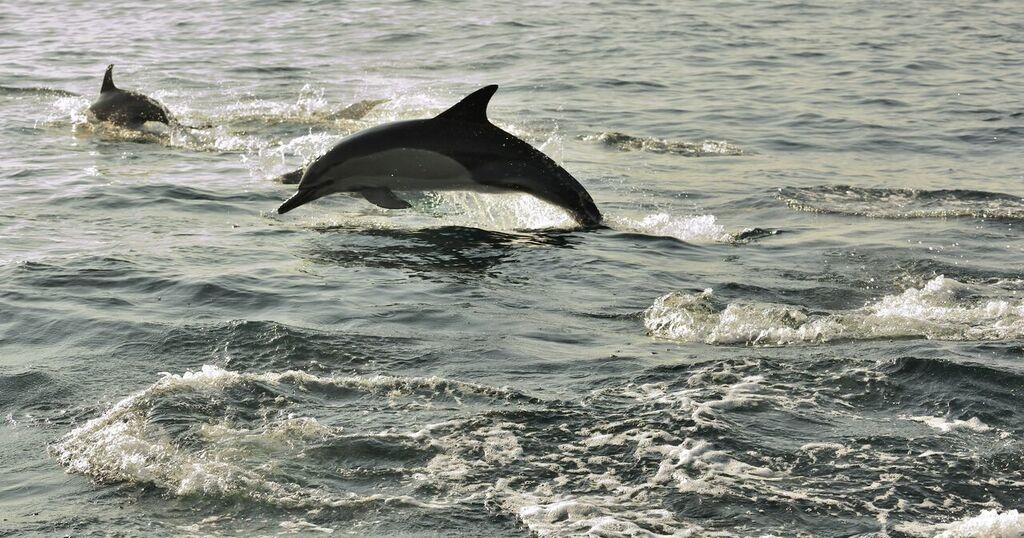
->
[90,64,171,126]
[433,85,603,226]
[89,90,170,126]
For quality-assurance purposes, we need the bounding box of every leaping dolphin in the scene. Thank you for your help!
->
[88,65,172,128]
[277,85,603,227]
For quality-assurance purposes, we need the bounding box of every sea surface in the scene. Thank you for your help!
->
[1,1,1023,536]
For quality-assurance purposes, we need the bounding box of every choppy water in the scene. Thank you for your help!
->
[2,1,1023,536]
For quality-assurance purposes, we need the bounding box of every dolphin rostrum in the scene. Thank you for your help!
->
[277,85,602,227]
[88,65,172,128]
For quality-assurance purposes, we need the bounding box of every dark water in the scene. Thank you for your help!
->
[2,1,1023,536]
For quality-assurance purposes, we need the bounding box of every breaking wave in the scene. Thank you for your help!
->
[644,276,1024,345]
[50,364,709,536]
[896,509,1024,538]
[50,366,530,509]
[50,355,1022,536]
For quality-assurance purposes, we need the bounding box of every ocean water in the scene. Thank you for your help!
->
[1,1,1023,536]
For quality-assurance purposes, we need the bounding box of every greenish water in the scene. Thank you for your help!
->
[1,1,1022,536]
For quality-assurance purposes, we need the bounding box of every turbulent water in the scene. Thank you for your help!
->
[2,1,1023,537]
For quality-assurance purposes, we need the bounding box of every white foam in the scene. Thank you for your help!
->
[643,289,835,345]
[50,365,521,509]
[920,509,1024,538]
[45,94,90,126]
[218,85,381,126]
[645,276,1024,345]
[509,494,700,537]
[905,415,993,434]
[279,519,336,534]
[55,357,996,536]
[580,132,744,157]
[609,213,733,243]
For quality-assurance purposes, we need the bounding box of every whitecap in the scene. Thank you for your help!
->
[644,276,1024,345]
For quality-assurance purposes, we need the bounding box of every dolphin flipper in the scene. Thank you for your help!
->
[361,188,412,209]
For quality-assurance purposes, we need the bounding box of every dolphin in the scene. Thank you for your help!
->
[277,85,603,227]
[88,65,172,128]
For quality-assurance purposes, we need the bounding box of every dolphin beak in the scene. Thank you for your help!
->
[277,187,323,214]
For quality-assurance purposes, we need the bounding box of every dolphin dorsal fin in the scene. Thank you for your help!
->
[435,85,498,124]
[101,64,117,93]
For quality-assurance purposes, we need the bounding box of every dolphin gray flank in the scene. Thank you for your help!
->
[277,85,603,227]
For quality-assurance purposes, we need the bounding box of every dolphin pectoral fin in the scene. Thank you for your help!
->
[361,188,412,210]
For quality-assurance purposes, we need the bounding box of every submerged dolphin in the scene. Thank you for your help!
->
[277,85,603,227]
[88,65,172,127]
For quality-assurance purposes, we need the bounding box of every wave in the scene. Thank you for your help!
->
[46,362,776,536]
[50,356,1019,536]
[895,509,1024,538]
[779,185,1024,220]
[50,365,531,511]
[0,85,79,97]
[209,85,386,127]
[580,131,744,156]
[644,276,1024,345]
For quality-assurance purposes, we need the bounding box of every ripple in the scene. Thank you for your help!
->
[579,131,744,156]
[779,185,1024,220]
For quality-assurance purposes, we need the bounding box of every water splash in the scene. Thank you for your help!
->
[214,85,386,126]
[608,213,734,243]
[580,132,744,157]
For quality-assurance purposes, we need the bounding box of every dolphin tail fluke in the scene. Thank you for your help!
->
[101,64,117,93]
